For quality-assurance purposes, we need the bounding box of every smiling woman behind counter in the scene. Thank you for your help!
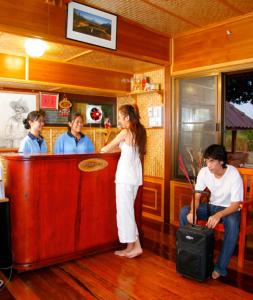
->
[18,110,48,154]
[54,112,94,154]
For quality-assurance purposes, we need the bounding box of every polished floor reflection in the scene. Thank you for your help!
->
[142,219,253,294]
[0,219,253,299]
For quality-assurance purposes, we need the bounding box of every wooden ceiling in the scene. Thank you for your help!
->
[1,0,253,94]
[80,0,253,36]
[2,0,253,67]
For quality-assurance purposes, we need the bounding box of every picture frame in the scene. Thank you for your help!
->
[39,92,59,110]
[43,109,70,127]
[0,91,38,149]
[72,101,116,127]
[86,104,103,124]
[66,2,117,50]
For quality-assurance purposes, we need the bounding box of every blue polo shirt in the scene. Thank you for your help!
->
[54,132,95,154]
[18,133,48,154]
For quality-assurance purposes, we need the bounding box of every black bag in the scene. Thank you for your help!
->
[176,191,214,282]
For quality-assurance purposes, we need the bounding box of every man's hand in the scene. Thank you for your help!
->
[186,212,196,224]
[206,212,222,229]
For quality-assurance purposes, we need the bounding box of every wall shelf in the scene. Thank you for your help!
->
[126,89,163,103]
[128,89,163,96]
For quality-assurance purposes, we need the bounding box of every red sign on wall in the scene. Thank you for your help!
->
[40,93,59,109]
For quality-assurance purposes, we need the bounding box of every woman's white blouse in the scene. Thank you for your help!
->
[115,142,142,186]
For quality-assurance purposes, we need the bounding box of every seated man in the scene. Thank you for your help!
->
[180,144,243,279]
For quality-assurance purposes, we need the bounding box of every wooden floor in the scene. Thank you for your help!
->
[1,220,253,299]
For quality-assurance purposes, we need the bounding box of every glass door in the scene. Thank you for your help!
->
[173,76,219,178]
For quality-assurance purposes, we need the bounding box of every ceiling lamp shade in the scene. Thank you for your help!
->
[24,38,47,57]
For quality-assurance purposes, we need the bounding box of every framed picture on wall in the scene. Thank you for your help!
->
[66,2,117,50]
[72,101,116,127]
[40,92,59,110]
[0,91,38,149]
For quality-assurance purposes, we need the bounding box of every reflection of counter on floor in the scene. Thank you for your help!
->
[2,153,143,271]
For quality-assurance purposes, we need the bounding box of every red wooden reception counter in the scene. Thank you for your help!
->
[1,153,142,271]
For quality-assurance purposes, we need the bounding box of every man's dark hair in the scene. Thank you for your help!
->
[203,144,227,168]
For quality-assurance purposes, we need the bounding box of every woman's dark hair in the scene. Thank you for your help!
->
[23,110,45,129]
[119,104,147,157]
[203,144,228,168]
[67,112,84,132]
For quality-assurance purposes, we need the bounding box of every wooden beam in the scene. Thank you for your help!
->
[0,52,131,93]
[164,65,172,224]
[0,53,25,79]
[29,58,131,92]
[64,50,93,63]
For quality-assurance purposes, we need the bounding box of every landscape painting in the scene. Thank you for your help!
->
[67,2,117,50]
[73,9,112,41]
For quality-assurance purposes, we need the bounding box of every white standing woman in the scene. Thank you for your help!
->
[101,104,147,258]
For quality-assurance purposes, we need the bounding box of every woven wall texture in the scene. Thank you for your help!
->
[117,69,165,178]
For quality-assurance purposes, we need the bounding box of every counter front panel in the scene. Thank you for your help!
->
[2,153,142,271]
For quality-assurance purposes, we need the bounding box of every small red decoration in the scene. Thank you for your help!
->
[40,93,59,109]
[90,107,102,121]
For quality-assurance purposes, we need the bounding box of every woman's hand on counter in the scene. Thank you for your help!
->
[100,147,106,153]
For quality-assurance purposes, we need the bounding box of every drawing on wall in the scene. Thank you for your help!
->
[0,92,37,148]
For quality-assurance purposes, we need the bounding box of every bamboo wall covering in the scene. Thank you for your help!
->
[117,69,165,178]
[116,69,165,221]
[42,127,119,154]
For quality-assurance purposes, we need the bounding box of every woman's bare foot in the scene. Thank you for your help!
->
[114,243,134,257]
[114,249,128,256]
[212,270,220,280]
[125,248,143,258]
[125,238,143,258]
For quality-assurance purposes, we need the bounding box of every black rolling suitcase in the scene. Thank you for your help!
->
[176,191,215,282]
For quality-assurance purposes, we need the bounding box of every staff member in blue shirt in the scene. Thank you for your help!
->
[54,112,94,154]
[19,110,48,154]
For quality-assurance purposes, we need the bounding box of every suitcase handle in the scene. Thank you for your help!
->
[192,190,210,225]
[191,224,207,230]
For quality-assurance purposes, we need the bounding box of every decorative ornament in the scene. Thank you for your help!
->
[90,107,102,121]
[58,95,72,117]
[86,105,103,123]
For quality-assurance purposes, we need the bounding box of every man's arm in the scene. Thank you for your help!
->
[186,192,201,224]
[206,202,241,229]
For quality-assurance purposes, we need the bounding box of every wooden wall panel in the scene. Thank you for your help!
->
[173,14,253,72]
[29,59,131,92]
[0,53,25,79]
[0,0,170,65]
[117,18,170,64]
[170,181,192,226]
[0,0,48,34]
[143,176,164,222]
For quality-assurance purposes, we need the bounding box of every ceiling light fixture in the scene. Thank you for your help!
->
[24,38,47,57]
